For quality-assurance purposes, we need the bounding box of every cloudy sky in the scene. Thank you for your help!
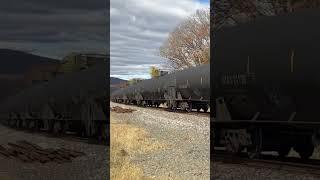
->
[0,0,107,59]
[110,0,209,80]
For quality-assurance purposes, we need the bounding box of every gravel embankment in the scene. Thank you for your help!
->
[0,125,108,180]
[110,102,210,179]
[111,102,320,180]
[212,162,320,180]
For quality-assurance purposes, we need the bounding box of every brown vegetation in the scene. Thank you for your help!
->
[111,106,137,113]
[160,9,210,70]
[0,140,85,164]
[213,0,320,30]
[110,117,167,180]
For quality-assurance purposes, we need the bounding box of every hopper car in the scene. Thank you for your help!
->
[111,64,210,112]
[212,8,320,159]
[0,61,108,141]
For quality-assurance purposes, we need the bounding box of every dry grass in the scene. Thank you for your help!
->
[0,175,11,180]
[110,114,167,180]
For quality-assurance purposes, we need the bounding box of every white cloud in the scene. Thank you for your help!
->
[110,0,209,80]
[0,0,107,59]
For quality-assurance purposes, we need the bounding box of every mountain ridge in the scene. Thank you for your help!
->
[0,49,60,74]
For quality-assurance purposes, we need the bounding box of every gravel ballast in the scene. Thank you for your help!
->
[110,102,210,179]
[212,162,320,180]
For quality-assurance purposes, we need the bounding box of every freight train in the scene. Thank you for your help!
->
[111,64,210,112]
[0,61,108,142]
[212,9,320,159]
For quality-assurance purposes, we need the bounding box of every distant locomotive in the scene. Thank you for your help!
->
[212,9,320,159]
[111,64,210,112]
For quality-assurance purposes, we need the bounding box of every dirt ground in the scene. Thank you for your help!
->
[0,124,108,180]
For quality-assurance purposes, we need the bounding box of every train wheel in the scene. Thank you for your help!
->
[14,119,18,128]
[224,129,244,154]
[9,119,15,127]
[43,119,50,131]
[91,122,97,138]
[196,107,201,112]
[9,119,13,127]
[295,139,314,159]
[15,119,19,128]
[53,121,62,136]
[17,119,22,129]
[169,101,177,112]
[299,144,314,159]
[296,145,314,159]
[100,123,104,140]
[143,101,148,107]
[101,123,108,144]
[186,103,192,112]
[80,123,87,137]
[22,119,28,129]
[13,119,18,128]
[202,105,209,113]
[28,120,36,131]
[225,139,242,154]
[171,105,177,112]
[247,128,262,159]
[62,121,68,134]
[278,145,291,158]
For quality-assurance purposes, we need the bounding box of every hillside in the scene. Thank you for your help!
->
[110,77,126,85]
[0,49,60,102]
[0,49,60,74]
[110,77,127,93]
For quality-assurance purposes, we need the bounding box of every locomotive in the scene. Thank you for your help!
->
[212,8,320,159]
[111,64,210,112]
[0,61,108,142]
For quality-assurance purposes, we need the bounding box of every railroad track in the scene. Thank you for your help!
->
[162,108,210,116]
[4,124,107,146]
[213,149,320,176]
[112,102,210,116]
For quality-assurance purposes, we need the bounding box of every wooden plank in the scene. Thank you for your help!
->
[0,141,85,164]
[17,154,32,162]
[0,145,10,157]
[61,148,86,156]
[55,150,71,160]
[16,140,45,151]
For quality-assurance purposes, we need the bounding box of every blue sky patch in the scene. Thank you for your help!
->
[198,0,209,5]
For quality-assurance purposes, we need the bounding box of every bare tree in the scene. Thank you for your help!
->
[213,0,320,30]
[159,9,210,70]
[273,0,320,12]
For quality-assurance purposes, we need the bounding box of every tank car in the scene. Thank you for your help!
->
[212,8,320,159]
[0,61,108,142]
[111,64,210,112]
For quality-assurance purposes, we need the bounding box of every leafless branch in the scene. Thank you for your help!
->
[159,9,210,70]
